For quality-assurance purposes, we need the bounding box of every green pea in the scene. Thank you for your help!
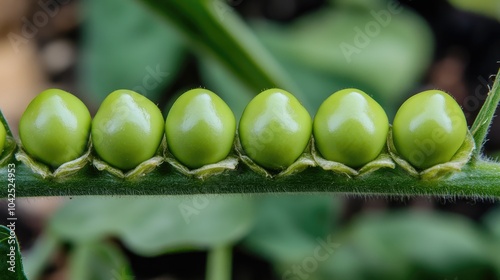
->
[313,88,389,168]
[393,89,467,169]
[239,88,312,170]
[19,89,91,168]
[165,89,236,169]
[92,90,164,170]
[0,121,6,155]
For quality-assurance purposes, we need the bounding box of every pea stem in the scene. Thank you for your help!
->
[2,159,500,198]
[206,244,232,280]
[471,67,500,159]
[0,110,13,138]
[139,0,311,110]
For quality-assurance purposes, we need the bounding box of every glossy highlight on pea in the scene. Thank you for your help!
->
[165,88,236,169]
[313,88,389,168]
[19,89,91,168]
[392,89,468,170]
[239,88,312,170]
[92,89,164,170]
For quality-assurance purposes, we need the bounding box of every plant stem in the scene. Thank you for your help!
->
[1,160,500,198]
[471,68,500,158]
[206,244,232,280]
[139,0,310,109]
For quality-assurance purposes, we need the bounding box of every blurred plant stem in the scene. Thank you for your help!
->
[206,244,232,280]
[139,0,310,108]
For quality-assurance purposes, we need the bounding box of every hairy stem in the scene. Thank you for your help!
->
[1,68,499,199]
[1,160,500,199]
[471,68,500,158]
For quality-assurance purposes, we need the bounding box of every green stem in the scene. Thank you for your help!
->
[1,160,500,198]
[139,0,310,108]
[206,244,232,280]
[471,68,500,158]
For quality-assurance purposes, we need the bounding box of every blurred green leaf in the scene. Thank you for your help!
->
[198,52,350,117]
[0,225,27,280]
[23,232,60,280]
[319,241,409,280]
[139,0,310,108]
[82,0,185,104]
[333,0,387,10]
[252,4,434,117]
[449,0,500,20]
[199,55,254,119]
[242,195,341,263]
[483,207,500,277]
[484,207,500,239]
[322,211,496,280]
[69,242,133,280]
[50,196,254,256]
[260,50,363,114]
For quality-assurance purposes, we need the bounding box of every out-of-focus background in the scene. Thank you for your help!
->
[1,0,500,279]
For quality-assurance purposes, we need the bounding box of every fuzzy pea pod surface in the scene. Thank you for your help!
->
[1,67,500,199]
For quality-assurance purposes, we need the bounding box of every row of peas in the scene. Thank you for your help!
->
[1,87,467,174]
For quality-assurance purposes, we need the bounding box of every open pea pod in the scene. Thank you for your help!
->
[16,141,92,179]
[164,147,239,180]
[312,137,395,177]
[91,138,165,180]
[1,70,500,198]
[0,72,500,197]
[388,128,475,180]
[387,89,477,180]
[235,134,316,178]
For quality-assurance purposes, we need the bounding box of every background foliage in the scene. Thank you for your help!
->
[0,0,499,279]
